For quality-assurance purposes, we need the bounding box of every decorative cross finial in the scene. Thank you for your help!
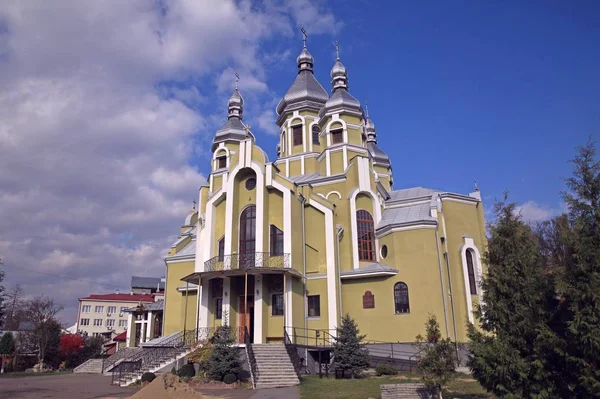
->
[301,27,307,48]
[474,180,479,192]
[334,40,340,59]
[365,100,370,118]
[192,199,196,210]
[234,72,240,90]
[244,123,251,137]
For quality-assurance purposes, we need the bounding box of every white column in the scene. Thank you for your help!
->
[285,275,293,336]
[199,279,210,329]
[146,311,153,342]
[254,276,263,344]
[125,313,133,347]
[222,277,231,326]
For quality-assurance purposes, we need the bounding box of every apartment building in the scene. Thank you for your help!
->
[76,293,154,337]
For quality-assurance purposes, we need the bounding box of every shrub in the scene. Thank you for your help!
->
[223,373,237,384]
[178,363,195,378]
[206,326,241,381]
[375,364,398,376]
[188,344,213,372]
[141,372,156,382]
[4,363,14,373]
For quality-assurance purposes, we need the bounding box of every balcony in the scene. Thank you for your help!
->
[204,252,290,272]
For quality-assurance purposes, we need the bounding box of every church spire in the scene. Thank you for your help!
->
[330,40,348,92]
[227,72,243,120]
[297,27,314,73]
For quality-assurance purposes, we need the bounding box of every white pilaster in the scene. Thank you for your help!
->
[254,276,263,343]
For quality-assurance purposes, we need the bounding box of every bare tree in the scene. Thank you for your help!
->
[3,284,25,330]
[23,296,64,367]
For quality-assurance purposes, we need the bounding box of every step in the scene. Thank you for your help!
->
[256,382,300,388]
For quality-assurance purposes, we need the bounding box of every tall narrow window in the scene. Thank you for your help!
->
[215,298,223,320]
[466,250,477,295]
[217,156,226,169]
[331,128,343,144]
[357,210,375,261]
[239,205,256,268]
[292,125,303,146]
[218,237,225,261]
[312,125,321,145]
[270,225,284,256]
[272,294,284,316]
[394,282,410,314]
[308,295,321,317]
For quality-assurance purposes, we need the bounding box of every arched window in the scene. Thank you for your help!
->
[466,250,477,295]
[292,124,303,146]
[312,125,321,145]
[239,206,256,268]
[356,210,375,261]
[394,282,410,314]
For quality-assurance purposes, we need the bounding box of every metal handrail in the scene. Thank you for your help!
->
[284,328,304,379]
[204,252,290,272]
[287,326,336,347]
[244,326,257,389]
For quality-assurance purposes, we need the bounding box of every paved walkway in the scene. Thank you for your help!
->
[0,372,301,399]
[0,373,137,399]
[196,386,300,399]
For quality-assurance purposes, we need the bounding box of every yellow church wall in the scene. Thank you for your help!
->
[199,186,209,214]
[305,206,326,274]
[213,175,223,192]
[267,190,284,244]
[265,279,285,341]
[289,160,301,176]
[292,277,305,338]
[303,156,318,175]
[356,193,374,213]
[213,200,226,258]
[342,228,446,342]
[346,126,363,146]
[440,200,486,341]
[306,278,330,331]
[290,196,304,273]
[330,152,344,175]
[164,260,196,335]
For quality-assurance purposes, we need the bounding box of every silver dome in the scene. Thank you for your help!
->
[297,47,314,70]
[330,59,346,78]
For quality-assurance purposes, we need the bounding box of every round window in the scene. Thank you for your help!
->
[381,245,388,259]
[245,177,256,190]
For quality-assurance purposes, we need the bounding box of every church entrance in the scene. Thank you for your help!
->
[238,295,254,344]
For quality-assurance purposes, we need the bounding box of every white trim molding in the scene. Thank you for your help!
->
[459,236,483,324]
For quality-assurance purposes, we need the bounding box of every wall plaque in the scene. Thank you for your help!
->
[363,291,375,309]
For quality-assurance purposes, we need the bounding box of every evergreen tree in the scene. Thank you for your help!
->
[467,197,561,397]
[558,139,600,397]
[206,325,241,381]
[333,314,369,378]
[0,332,16,355]
[415,315,458,398]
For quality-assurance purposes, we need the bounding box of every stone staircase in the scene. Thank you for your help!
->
[73,358,104,374]
[251,344,300,389]
[112,346,190,386]
[380,383,437,399]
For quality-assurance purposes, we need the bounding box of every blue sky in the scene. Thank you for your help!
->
[0,0,598,323]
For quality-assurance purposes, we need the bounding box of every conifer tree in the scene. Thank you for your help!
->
[415,315,458,399]
[467,197,560,397]
[206,325,241,381]
[558,139,600,397]
[333,314,369,378]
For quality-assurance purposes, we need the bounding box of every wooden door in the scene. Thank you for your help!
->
[238,295,254,343]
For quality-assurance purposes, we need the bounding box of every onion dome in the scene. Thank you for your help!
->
[212,88,248,151]
[319,43,362,118]
[364,112,391,167]
[276,37,328,125]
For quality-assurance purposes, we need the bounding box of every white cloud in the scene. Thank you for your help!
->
[515,201,559,222]
[0,0,340,325]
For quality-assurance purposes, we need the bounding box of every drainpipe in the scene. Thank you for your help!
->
[440,212,459,343]
[336,225,344,318]
[435,230,450,339]
[298,193,308,371]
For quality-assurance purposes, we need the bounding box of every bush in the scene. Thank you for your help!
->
[178,363,195,378]
[375,364,398,376]
[141,372,156,382]
[223,373,237,384]
[188,344,213,373]
[206,326,241,381]
[3,363,14,373]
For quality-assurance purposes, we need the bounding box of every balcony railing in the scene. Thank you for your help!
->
[204,252,290,272]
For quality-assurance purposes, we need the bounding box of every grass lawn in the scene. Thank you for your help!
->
[300,373,493,399]
[0,371,73,378]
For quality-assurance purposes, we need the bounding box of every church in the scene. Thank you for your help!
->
[160,36,486,346]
